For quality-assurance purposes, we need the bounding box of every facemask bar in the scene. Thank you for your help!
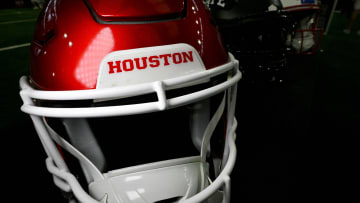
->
[43,118,237,203]
[20,54,240,118]
[20,54,241,202]
[43,90,236,203]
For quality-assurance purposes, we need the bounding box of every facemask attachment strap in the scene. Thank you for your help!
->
[43,118,104,183]
[222,75,238,169]
[200,92,226,189]
[62,118,106,173]
[29,115,71,193]
[188,99,210,152]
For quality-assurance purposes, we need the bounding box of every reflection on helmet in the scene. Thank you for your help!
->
[19,0,241,202]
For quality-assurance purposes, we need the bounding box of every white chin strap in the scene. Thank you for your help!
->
[200,92,226,188]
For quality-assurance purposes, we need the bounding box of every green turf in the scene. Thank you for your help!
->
[313,12,360,132]
[0,46,31,129]
[0,8,40,22]
[326,10,360,36]
[0,21,36,47]
[0,8,39,47]
[0,8,39,129]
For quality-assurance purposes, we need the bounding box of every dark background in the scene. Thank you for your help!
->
[1,1,359,202]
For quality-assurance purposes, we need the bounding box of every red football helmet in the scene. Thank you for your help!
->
[20,0,241,202]
[281,0,323,54]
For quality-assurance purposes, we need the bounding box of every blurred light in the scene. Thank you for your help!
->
[75,27,114,88]
[125,176,142,182]
[126,191,140,201]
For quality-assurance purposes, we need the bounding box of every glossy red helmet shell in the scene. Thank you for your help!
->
[30,0,228,91]
[21,2,241,202]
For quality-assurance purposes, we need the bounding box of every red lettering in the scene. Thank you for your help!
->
[159,54,172,66]
[108,61,122,74]
[134,57,148,70]
[172,53,182,64]
[182,51,193,63]
[149,56,160,68]
[122,59,134,71]
[107,51,194,74]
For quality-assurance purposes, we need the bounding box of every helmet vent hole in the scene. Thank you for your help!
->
[35,29,55,46]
